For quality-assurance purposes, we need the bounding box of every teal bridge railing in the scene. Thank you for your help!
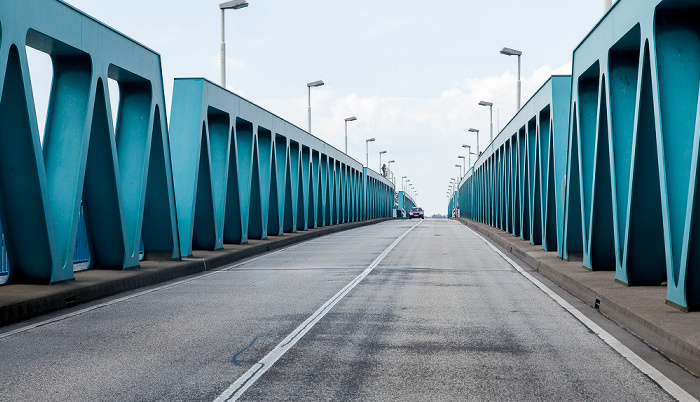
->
[0,0,394,286]
[397,191,416,218]
[450,0,700,311]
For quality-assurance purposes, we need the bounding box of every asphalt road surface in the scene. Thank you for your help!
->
[0,220,681,401]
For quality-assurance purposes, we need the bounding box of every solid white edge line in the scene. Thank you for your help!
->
[213,220,423,402]
[463,225,697,402]
[0,238,312,340]
[1,223,386,338]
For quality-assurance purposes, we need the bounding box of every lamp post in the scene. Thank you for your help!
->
[365,138,375,167]
[458,156,466,176]
[344,116,357,154]
[387,160,395,182]
[500,47,522,110]
[468,128,480,155]
[401,175,407,192]
[455,164,462,180]
[405,179,410,193]
[379,151,387,172]
[219,0,249,88]
[307,80,324,133]
[462,145,471,167]
[479,101,494,143]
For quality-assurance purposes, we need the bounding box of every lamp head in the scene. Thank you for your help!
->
[468,128,479,133]
[345,116,357,122]
[500,47,522,56]
[307,80,325,88]
[220,0,248,10]
[478,101,493,107]
[366,138,375,142]
[379,151,387,155]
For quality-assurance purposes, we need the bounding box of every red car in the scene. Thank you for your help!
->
[408,207,424,219]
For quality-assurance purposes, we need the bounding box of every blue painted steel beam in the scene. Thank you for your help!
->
[169,78,394,257]
[453,0,700,310]
[0,1,395,285]
[0,0,180,283]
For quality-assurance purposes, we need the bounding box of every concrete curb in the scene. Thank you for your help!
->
[454,218,700,377]
[0,218,392,327]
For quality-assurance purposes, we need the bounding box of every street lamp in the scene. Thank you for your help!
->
[479,101,494,143]
[401,175,407,192]
[307,80,325,133]
[500,47,522,110]
[462,145,472,167]
[379,150,387,172]
[405,179,410,192]
[468,128,480,155]
[219,0,249,88]
[365,138,375,167]
[455,164,462,179]
[387,160,395,185]
[458,155,466,175]
[344,116,357,154]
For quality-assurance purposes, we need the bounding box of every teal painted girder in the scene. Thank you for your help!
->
[564,0,700,308]
[398,191,415,217]
[0,1,394,285]
[454,76,571,260]
[169,78,394,257]
[0,0,180,283]
[453,0,700,309]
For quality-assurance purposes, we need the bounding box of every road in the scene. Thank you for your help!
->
[0,219,682,401]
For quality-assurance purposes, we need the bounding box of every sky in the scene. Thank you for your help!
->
[27,0,608,216]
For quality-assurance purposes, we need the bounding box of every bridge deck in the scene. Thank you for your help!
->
[1,219,695,401]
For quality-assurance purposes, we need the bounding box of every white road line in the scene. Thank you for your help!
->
[0,241,308,339]
[0,222,395,338]
[464,225,697,402]
[213,220,423,402]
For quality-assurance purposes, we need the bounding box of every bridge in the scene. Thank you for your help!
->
[1,0,699,400]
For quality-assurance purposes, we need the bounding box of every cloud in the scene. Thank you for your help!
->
[257,63,572,216]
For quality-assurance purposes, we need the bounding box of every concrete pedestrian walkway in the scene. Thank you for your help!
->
[455,217,700,378]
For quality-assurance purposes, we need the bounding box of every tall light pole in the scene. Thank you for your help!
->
[387,160,395,186]
[500,47,522,110]
[220,0,249,88]
[479,101,494,143]
[455,164,462,180]
[344,116,357,154]
[379,150,387,173]
[307,80,324,133]
[458,155,466,175]
[462,145,471,167]
[468,128,480,155]
[401,175,407,192]
[405,179,410,193]
[365,138,375,167]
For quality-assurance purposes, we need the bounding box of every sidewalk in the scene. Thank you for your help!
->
[455,217,700,377]
[0,218,392,327]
